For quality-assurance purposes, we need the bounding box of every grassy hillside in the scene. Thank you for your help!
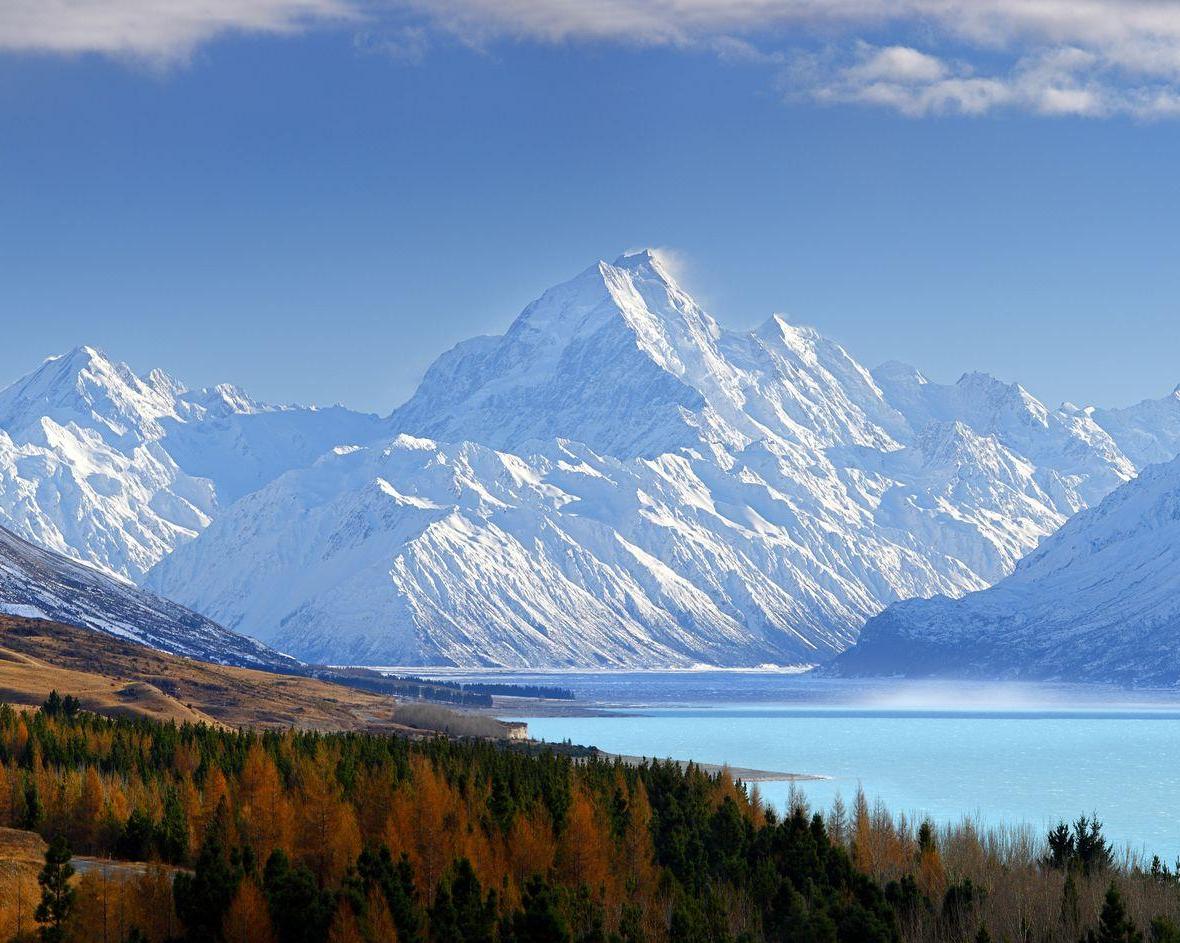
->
[0,615,510,735]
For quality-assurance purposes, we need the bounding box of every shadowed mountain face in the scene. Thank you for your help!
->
[0,522,294,670]
[834,452,1180,685]
[139,252,1180,668]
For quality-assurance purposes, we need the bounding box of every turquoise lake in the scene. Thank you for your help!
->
[423,671,1180,864]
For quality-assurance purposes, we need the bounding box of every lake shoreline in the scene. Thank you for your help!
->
[600,751,828,783]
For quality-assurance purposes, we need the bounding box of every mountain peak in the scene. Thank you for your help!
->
[55,343,106,365]
[389,251,724,457]
[608,248,685,289]
[754,313,820,344]
[0,344,180,447]
[36,344,118,384]
[874,360,927,385]
[612,247,660,269]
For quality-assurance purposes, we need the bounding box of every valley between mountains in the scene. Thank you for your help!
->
[4,250,1180,676]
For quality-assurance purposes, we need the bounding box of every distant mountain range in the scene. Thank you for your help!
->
[0,345,383,581]
[4,250,1180,669]
[833,450,1180,685]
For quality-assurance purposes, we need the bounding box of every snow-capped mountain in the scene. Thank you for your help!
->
[834,451,1180,685]
[1087,386,1180,470]
[0,346,384,581]
[144,251,1180,667]
[391,251,907,458]
[0,521,295,669]
[872,362,1135,511]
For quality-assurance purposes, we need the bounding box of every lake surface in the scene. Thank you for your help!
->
[418,670,1180,863]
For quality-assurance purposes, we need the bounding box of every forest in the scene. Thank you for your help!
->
[0,694,1178,943]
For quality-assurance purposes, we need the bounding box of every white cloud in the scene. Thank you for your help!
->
[390,0,1180,72]
[9,0,1180,117]
[0,0,355,62]
[844,45,949,84]
[392,0,1180,118]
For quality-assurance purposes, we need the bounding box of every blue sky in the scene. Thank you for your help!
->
[3,2,1180,412]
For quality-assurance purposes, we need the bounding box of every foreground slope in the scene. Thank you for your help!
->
[835,452,1180,684]
[0,522,293,669]
[148,252,1179,667]
[0,614,488,732]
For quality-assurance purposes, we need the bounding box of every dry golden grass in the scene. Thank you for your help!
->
[0,615,417,732]
[0,826,44,939]
[0,827,189,940]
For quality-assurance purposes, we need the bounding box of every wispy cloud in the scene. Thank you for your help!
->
[9,0,1180,118]
[392,0,1180,118]
[0,0,355,63]
[354,25,431,65]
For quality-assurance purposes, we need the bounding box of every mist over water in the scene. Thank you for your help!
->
[420,671,1180,864]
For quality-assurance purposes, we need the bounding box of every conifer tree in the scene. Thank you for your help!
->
[1083,884,1144,943]
[1075,816,1115,876]
[918,820,936,855]
[23,774,43,830]
[34,834,75,943]
[1048,821,1075,870]
[174,801,244,942]
[507,877,571,943]
[1061,871,1082,935]
[40,691,63,717]
[429,858,496,943]
[1151,917,1180,943]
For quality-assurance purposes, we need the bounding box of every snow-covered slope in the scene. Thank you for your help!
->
[834,452,1180,685]
[146,251,1179,667]
[0,521,294,669]
[1088,386,1180,469]
[145,434,961,667]
[0,346,384,580]
[392,251,906,458]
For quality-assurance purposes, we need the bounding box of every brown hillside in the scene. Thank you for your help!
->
[0,615,419,732]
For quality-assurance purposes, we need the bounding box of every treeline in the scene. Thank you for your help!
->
[310,670,575,707]
[439,681,575,701]
[0,698,1178,943]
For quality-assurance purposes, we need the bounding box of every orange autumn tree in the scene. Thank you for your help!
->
[223,879,276,943]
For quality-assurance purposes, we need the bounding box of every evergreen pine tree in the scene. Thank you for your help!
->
[355,845,424,943]
[23,775,43,830]
[34,834,75,943]
[173,801,244,942]
[1083,883,1143,943]
[918,819,937,855]
[1150,918,1180,943]
[156,787,190,864]
[1061,872,1081,934]
[263,848,335,943]
[1075,817,1115,876]
[508,877,571,943]
[1047,822,1075,870]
